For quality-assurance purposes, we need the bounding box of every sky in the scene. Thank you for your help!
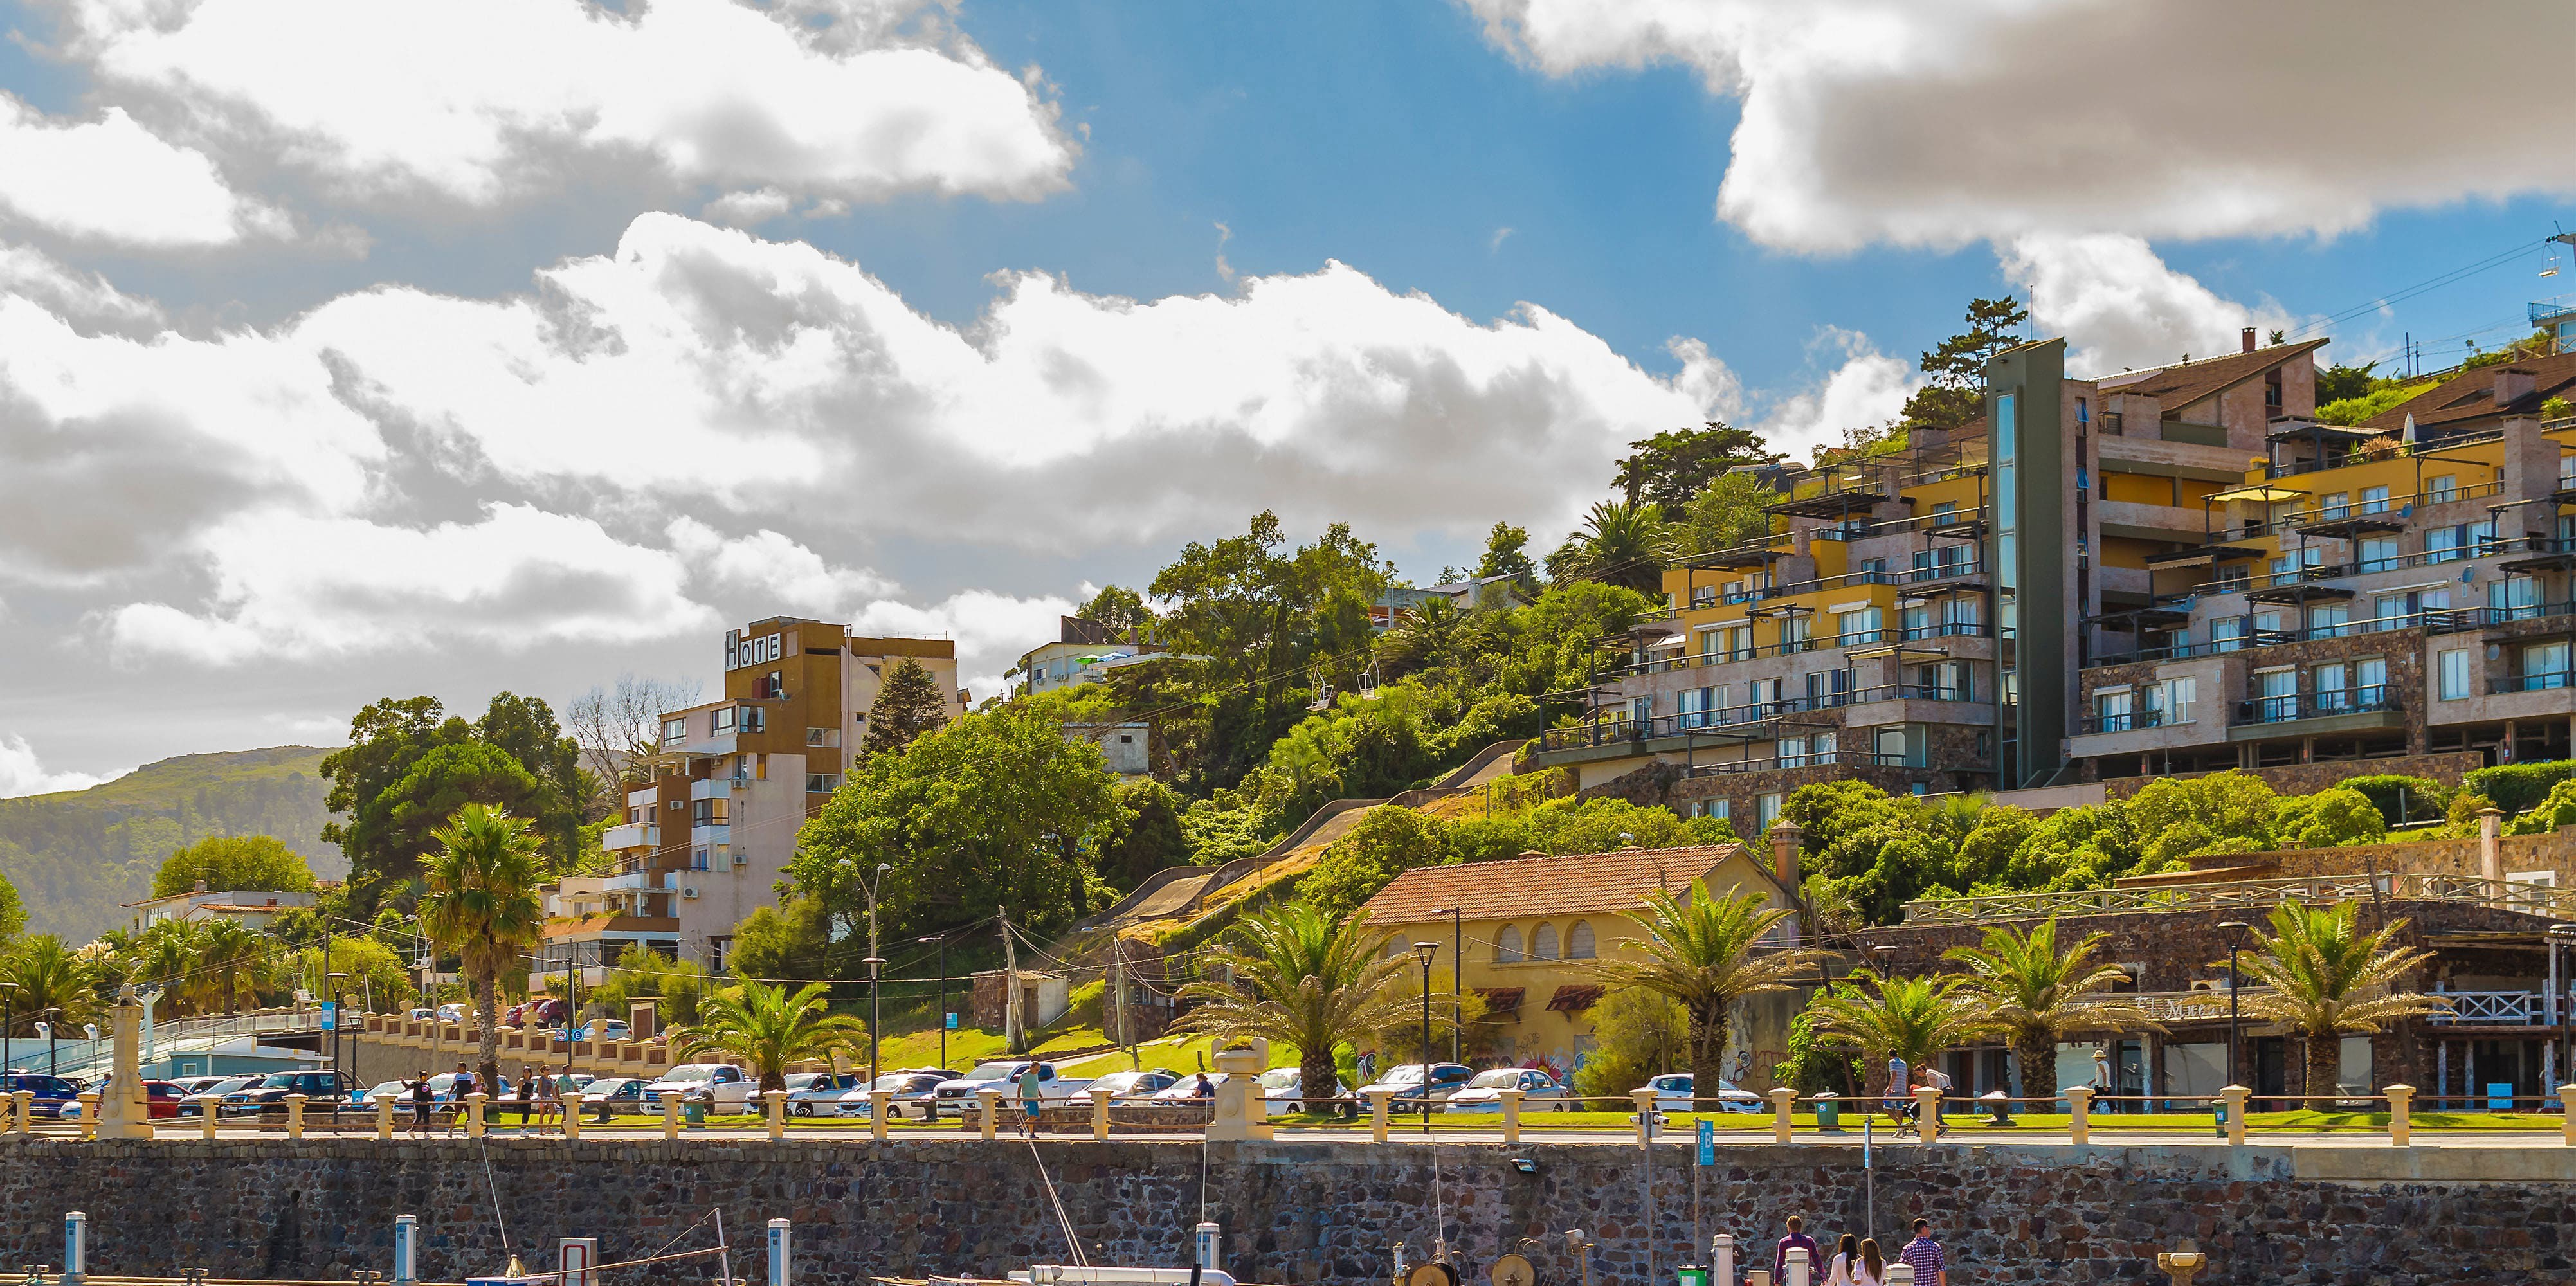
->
[4,0,2575,793]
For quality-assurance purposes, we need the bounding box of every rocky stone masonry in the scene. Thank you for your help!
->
[3,1136,2572,1285]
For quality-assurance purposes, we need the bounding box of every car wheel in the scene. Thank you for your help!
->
[794,1103,811,1117]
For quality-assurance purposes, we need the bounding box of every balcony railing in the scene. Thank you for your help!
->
[2495,670,2575,693]
[1901,872,2576,926]
[1687,749,1916,777]
[2087,601,2576,668]
[2233,685,2397,725]
[2078,708,2169,734]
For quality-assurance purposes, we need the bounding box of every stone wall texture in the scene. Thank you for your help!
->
[5,1137,2574,1286]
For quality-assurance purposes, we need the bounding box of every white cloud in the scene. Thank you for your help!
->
[0,95,282,246]
[69,0,1076,208]
[849,588,1076,700]
[0,242,167,332]
[702,188,798,228]
[666,516,895,615]
[2003,233,2299,376]
[1464,0,2576,252]
[1750,328,1915,461]
[102,504,716,664]
[0,735,118,798]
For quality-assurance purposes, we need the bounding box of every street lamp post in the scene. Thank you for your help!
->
[1443,907,1463,1065]
[2217,921,2250,1094]
[327,972,349,1078]
[920,934,950,1073]
[864,957,887,1085]
[2551,925,2576,1089]
[1412,941,1439,1137]
[42,1008,61,1077]
[1,981,19,1072]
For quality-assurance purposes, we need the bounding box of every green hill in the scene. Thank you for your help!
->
[0,746,341,943]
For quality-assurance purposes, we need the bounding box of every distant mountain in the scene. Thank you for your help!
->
[0,746,342,943]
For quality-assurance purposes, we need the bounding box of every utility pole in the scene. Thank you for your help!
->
[1112,936,1134,1070]
[1000,907,1023,1055]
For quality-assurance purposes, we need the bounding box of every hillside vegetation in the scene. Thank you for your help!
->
[0,747,338,940]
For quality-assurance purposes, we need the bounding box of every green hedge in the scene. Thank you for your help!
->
[2339,774,2451,828]
[2462,759,2576,815]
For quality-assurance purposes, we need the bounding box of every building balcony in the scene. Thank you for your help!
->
[690,823,732,846]
[541,913,682,941]
[2229,687,2403,738]
[689,775,738,801]
[601,869,673,893]
[602,822,659,852]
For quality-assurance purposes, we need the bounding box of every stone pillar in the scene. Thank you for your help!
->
[376,1092,396,1141]
[1766,819,1804,947]
[2384,1083,2415,1146]
[2220,1085,2249,1145]
[871,1089,894,1142]
[76,1092,99,1139]
[975,1088,1002,1141]
[466,1091,488,1139]
[1497,1089,1523,1144]
[284,1092,309,1139]
[194,1095,221,1139]
[1088,1087,1113,1142]
[95,984,150,1140]
[1631,1088,1658,1145]
[764,1089,788,1140]
[1206,1046,1273,1141]
[9,1088,28,1134]
[2480,808,2506,885]
[1366,1089,1393,1143]
[561,1094,581,1141]
[662,1096,682,1141]
[1914,1085,1941,1144]
[1769,1087,1796,1143]
[2066,1085,2092,1145]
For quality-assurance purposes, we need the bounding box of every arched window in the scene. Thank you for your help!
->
[1532,923,1560,961]
[1494,925,1523,963]
[1568,920,1597,959]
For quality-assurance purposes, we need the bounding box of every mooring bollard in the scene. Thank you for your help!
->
[2066,1085,2092,1145]
[766,1218,792,1286]
[194,1095,221,1140]
[1498,1088,1524,1145]
[870,1089,894,1142]
[662,1096,682,1141]
[1711,1234,1735,1286]
[1784,1245,1809,1286]
[465,1092,489,1139]
[393,1214,418,1286]
[765,1089,788,1141]
[1089,1086,1113,1142]
[284,1093,309,1139]
[1914,1085,1941,1145]
[2219,1086,2249,1146]
[1770,1087,1796,1144]
[76,1092,100,1139]
[1366,1089,1392,1143]
[2384,1083,2415,1147]
[376,1093,395,1141]
[62,1211,87,1286]
[975,1088,1002,1141]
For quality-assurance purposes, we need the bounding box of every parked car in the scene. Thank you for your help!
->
[1154,1073,1223,1102]
[1357,1063,1475,1114]
[1637,1072,1763,1116]
[930,1061,1093,1116]
[138,1079,189,1119]
[434,1003,467,1022]
[642,1063,753,1112]
[841,1069,957,1119]
[1256,1066,1350,1110]
[1090,1070,1179,1100]
[579,1077,650,1118]
[2,1073,81,1119]
[1444,1067,1571,1113]
[554,1019,629,1044]
[219,1069,359,1118]
[783,1071,864,1116]
[408,1008,436,1020]
[413,1071,513,1104]
[358,1079,417,1106]
[168,1074,232,1096]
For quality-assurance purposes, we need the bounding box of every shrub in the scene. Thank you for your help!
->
[2506,779,2576,836]
[2274,787,2390,849]
[2463,760,2576,815]
[2339,774,2451,828]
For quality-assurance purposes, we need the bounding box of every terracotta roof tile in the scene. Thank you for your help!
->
[2099,340,2328,413]
[1356,844,1767,926]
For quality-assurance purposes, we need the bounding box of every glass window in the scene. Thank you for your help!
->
[2320,493,2350,519]
[1566,921,1597,959]
[2306,604,2349,638]
[2358,538,2399,572]
[2524,642,2571,690]
[2094,689,2132,732]
[1531,924,1560,961]
[2312,662,2348,712]
[2356,658,2387,705]
[2438,649,2471,700]
[2164,676,2197,723]
[1757,793,1783,828]
[2359,485,2391,514]
[1493,926,1522,964]
[2428,475,2457,502]
[662,717,688,743]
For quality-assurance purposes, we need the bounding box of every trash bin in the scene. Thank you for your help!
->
[1813,1094,1840,1132]
[2211,1101,2227,1138]
[1676,1266,1709,1286]
[684,1100,708,1128]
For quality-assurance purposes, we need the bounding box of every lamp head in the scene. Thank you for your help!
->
[1412,941,1440,969]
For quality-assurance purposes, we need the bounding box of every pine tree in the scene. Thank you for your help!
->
[861,657,950,757]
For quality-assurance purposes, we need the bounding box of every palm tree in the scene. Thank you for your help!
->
[2235,901,2447,1100]
[1586,878,1822,1097]
[1377,596,1469,676]
[1565,500,1674,593]
[0,935,99,1036]
[1807,972,1990,1093]
[418,804,548,1094]
[195,919,271,1015]
[677,979,869,1091]
[1174,902,1417,1112]
[1943,918,2164,1101]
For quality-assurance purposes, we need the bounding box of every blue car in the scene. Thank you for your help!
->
[2,1073,82,1119]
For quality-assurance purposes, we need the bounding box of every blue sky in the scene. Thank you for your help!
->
[0,0,2571,784]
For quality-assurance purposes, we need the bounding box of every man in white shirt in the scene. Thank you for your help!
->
[1921,1064,1952,1136]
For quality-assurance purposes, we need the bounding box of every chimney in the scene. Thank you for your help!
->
[2241,327,2256,353]
[2493,367,2537,409]
[2479,806,2505,884]
[1767,817,1804,889]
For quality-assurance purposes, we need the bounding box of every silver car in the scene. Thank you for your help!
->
[1444,1067,1570,1112]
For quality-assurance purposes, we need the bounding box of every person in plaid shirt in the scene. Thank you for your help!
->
[1899,1218,1946,1285]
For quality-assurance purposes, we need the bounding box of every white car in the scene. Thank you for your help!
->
[1153,1072,1222,1102]
[1638,1072,1763,1116]
[1090,1070,1180,1100]
[930,1061,1093,1115]
[784,1071,865,1116]
[1257,1067,1349,1110]
[358,1078,417,1106]
[642,1063,754,1112]
[1444,1067,1571,1112]
[840,1069,958,1119]
[580,1078,651,1115]
[435,1003,467,1022]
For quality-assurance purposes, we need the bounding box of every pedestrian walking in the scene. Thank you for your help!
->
[1920,1065,1952,1136]
[444,1062,475,1137]
[532,1064,558,1131]
[1898,1218,1946,1286]
[1017,1062,1045,1137]
[514,1065,534,1128]
[1883,1054,1910,1123]
[408,1070,433,1137]
[556,1064,582,1130]
[1824,1233,1860,1286]
[1773,1215,1821,1285]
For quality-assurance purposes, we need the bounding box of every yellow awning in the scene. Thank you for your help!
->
[2206,484,2306,504]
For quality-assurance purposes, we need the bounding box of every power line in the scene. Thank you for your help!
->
[2283,236,2552,343]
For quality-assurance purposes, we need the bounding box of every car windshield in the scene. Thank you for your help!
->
[258,1073,300,1089]
[783,1074,819,1090]
[1382,1066,1426,1085]
[1469,1070,1520,1089]
[962,1062,1026,1080]
[662,1065,718,1083]
[1258,1069,1298,1089]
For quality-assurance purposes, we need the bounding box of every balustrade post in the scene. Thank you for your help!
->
[1089,1087,1113,1142]
[1914,1086,1941,1144]
[765,1089,788,1141]
[284,1093,308,1139]
[1769,1087,1796,1143]
[2384,1084,2415,1146]
[975,1088,1002,1141]
[870,1089,894,1142]
[10,1088,30,1134]
[1497,1089,1523,1145]
[76,1092,99,1139]
[2219,1086,2249,1146]
[2066,1085,2092,1145]
[194,1095,221,1139]
[1631,1088,1658,1145]
[2560,1084,2576,1146]
[662,1095,682,1141]
[376,1092,395,1141]
[465,1092,488,1139]
[1366,1089,1392,1143]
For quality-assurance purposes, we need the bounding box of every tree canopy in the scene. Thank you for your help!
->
[321,693,588,905]
[152,835,317,898]
[1901,295,2028,430]
[1611,422,1783,510]
[862,657,952,758]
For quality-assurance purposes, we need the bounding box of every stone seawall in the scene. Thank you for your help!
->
[2,1137,2570,1285]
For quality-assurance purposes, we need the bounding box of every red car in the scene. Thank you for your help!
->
[141,1080,188,1119]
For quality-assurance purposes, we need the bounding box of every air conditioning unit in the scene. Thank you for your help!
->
[681,885,700,900]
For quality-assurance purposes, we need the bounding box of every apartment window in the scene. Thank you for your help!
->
[2358,538,2399,573]
[1532,924,1561,961]
[1780,615,1812,651]
[1901,604,1932,639]
[692,798,730,826]
[2312,662,2348,712]
[2252,667,2296,721]
[2305,603,2350,639]
[1748,678,1781,709]
[2438,648,2472,701]
[2357,657,2387,705]
[1932,500,1959,525]
[1835,606,1883,644]
[2319,492,2350,520]
[2523,641,2572,690]
[1858,557,1889,583]
[1723,625,1754,660]
[1703,798,1730,821]
[2370,593,2408,631]
[1779,734,1811,768]
[2163,675,2198,724]
[1631,694,1654,726]
[1757,793,1784,828]
[662,717,688,744]
[1676,687,1711,730]
[2094,689,2132,732]
[2428,475,2458,502]
[2359,485,2391,515]
[666,798,684,812]
[690,847,712,872]
[711,707,736,734]
[2489,576,2541,620]
[804,773,843,793]
[741,707,766,733]
[1690,584,1719,609]
[805,727,840,747]
[1874,726,1909,766]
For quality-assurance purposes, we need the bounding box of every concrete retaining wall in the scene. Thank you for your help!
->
[5,1137,2575,1285]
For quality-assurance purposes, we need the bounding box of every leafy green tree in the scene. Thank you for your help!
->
[1558,500,1673,593]
[1377,597,1472,677]
[2507,779,2576,835]
[1672,470,1784,556]
[1371,970,1491,1065]
[473,692,590,858]
[1807,972,1990,1087]
[2274,787,2389,849]
[2238,901,2446,1097]
[287,934,415,1015]
[1612,422,1784,510]
[1943,919,2162,1100]
[323,694,593,904]
[322,696,469,893]
[1572,986,1689,1101]
[1901,295,2028,430]
[0,934,96,1033]
[792,705,1120,945]
[0,869,23,945]
[2314,359,2381,404]
[377,743,541,881]
[2341,774,2451,828]
[1295,804,1453,921]
[152,835,317,898]
[678,978,869,1092]
[862,657,953,758]
[1474,522,1541,601]
[1077,584,1156,637]
[1586,878,1820,1098]
[2125,770,2280,869]
[1173,901,1414,1112]
[418,804,548,1092]
[1100,780,1192,888]
[729,898,835,982]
